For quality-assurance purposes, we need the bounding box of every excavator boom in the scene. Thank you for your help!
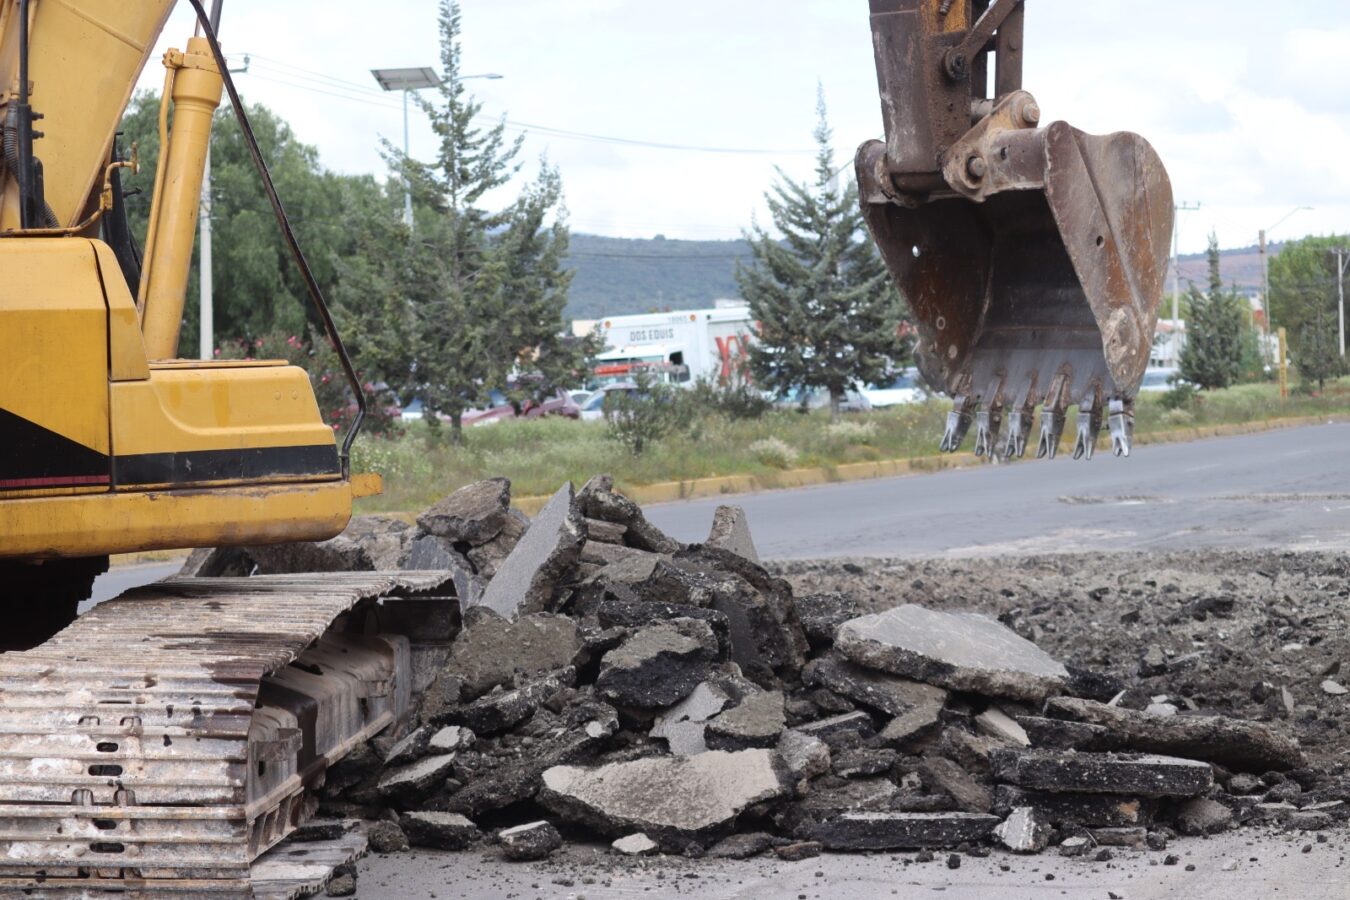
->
[858,0,1174,460]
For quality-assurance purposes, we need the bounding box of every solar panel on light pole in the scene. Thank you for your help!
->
[372,68,442,229]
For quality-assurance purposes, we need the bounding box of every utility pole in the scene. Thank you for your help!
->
[1170,202,1200,366]
[1334,247,1349,358]
[1260,206,1314,365]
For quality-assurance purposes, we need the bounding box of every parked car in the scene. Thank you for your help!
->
[579,382,639,422]
[1138,367,1180,393]
[861,369,927,408]
[568,389,593,408]
[774,387,873,414]
[463,387,581,427]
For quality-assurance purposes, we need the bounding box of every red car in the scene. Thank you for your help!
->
[461,388,581,427]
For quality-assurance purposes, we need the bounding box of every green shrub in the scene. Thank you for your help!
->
[749,436,799,469]
[605,373,693,456]
[1160,381,1198,411]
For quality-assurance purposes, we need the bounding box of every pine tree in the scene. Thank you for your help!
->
[348,1,589,442]
[1179,233,1246,390]
[736,88,909,423]
[1297,305,1342,392]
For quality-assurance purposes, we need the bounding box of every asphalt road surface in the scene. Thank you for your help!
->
[644,421,1350,559]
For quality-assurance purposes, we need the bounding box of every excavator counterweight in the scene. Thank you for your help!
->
[858,0,1174,459]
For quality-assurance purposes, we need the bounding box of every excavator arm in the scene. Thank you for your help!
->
[858,0,1174,460]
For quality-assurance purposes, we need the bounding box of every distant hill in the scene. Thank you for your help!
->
[563,234,1275,322]
[564,234,752,320]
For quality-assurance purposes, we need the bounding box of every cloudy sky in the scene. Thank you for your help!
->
[144,0,1349,254]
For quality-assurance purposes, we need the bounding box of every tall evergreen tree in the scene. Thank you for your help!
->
[736,88,909,422]
[1268,234,1350,363]
[1179,233,1247,390]
[349,0,592,441]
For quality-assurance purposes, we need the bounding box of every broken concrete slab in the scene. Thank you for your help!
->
[596,620,719,708]
[611,833,658,856]
[993,807,1052,853]
[805,652,948,720]
[498,821,562,861]
[705,505,759,563]
[466,509,529,579]
[376,754,457,805]
[402,534,471,573]
[651,682,732,756]
[993,785,1156,828]
[1175,797,1235,835]
[990,750,1214,798]
[475,483,584,619]
[539,749,791,850]
[795,592,868,649]
[438,671,571,735]
[1043,696,1305,772]
[777,729,832,783]
[919,756,993,814]
[596,600,732,660]
[705,691,786,751]
[399,812,479,850]
[441,609,580,702]
[836,605,1069,702]
[417,478,512,546]
[810,811,1000,851]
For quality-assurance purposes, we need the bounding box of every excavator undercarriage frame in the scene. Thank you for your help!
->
[858,0,1174,459]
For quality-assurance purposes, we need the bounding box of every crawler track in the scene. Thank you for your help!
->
[0,571,450,896]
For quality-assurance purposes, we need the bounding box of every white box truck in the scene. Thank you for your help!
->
[589,305,755,387]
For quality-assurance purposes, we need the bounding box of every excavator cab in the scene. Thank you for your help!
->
[858,0,1173,460]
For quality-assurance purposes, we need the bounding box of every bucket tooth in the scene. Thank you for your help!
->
[974,405,1004,459]
[940,394,975,453]
[1073,391,1105,461]
[1108,398,1134,457]
[1005,406,1035,459]
[1037,407,1066,460]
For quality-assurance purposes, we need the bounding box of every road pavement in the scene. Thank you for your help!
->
[644,421,1350,559]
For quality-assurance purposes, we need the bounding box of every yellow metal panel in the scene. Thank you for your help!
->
[0,0,176,229]
[91,240,150,382]
[923,0,969,31]
[111,364,338,456]
[0,239,108,453]
[0,481,353,560]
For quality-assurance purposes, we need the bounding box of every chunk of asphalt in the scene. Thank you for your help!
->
[597,600,732,661]
[585,517,628,544]
[440,608,581,701]
[993,785,1156,828]
[795,591,867,649]
[832,747,897,780]
[974,707,1031,747]
[428,725,475,754]
[919,756,993,813]
[539,749,791,851]
[990,750,1214,798]
[777,729,832,783]
[705,505,760,563]
[993,807,1053,853]
[836,605,1069,702]
[1042,696,1305,772]
[384,725,433,768]
[417,478,512,546]
[1092,827,1149,848]
[498,821,562,861]
[774,778,899,839]
[810,811,1000,851]
[1018,716,1114,751]
[475,482,584,620]
[466,510,529,579]
[438,670,571,735]
[366,819,409,854]
[651,681,732,756]
[1174,797,1236,835]
[577,476,682,553]
[399,811,479,850]
[707,831,777,859]
[375,753,457,804]
[596,620,719,708]
[805,652,949,720]
[705,690,787,751]
[797,712,876,747]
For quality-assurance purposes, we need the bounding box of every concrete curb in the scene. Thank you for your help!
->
[511,415,1343,516]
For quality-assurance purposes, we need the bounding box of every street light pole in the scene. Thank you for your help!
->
[371,68,503,233]
[1260,206,1314,361]
[1334,248,1349,358]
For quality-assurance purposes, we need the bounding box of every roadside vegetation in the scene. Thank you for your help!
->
[353,377,1350,514]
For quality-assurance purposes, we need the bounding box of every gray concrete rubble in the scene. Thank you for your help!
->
[837,605,1070,702]
[497,821,562,861]
[993,806,1052,853]
[211,474,1321,866]
[417,477,512,545]
[476,483,584,619]
[706,505,760,563]
[539,750,791,850]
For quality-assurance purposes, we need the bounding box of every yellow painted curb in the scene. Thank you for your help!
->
[510,415,1343,514]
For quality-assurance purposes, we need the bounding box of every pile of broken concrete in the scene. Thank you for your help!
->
[189,476,1343,868]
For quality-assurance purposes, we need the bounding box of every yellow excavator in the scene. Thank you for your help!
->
[0,0,1172,894]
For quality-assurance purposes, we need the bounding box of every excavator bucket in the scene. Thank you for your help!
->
[857,1,1173,460]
